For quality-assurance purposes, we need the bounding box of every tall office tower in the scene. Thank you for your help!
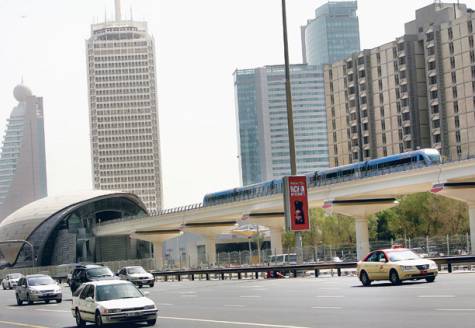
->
[324,2,475,166]
[0,84,47,221]
[234,65,328,186]
[86,0,162,212]
[301,1,360,67]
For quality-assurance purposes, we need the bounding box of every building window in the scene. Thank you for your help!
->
[399,143,404,153]
[376,53,381,64]
[363,136,369,144]
[398,116,402,127]
[471,50,475,63]
[451,71,457,84]
[433,119,440,128]
[454,101,459,113]
[451,57,456,69]
[402,112,410,121]
[456,130,461,143]
[469,21,473,34]
[364,149,370,158]
[431,90,438,99]
[347,61,353,69]
[382,133,387,144]
[434,134,441,143]
[383,147,388,156]
[448,27,453,40]
[428,61,436,70]
[363,122,368,131]
[380,107,385,117]
[472,66,475,80]
[405,140,412,149]
[455,116,460,128]
[429,75,437,85]
[379,93,384,104]
[452,86,458,99]
[378,79,383,90]
[399,130,403,140]
[358,57,365,65]
[333,132,337,143]
[399,57,406,65]
[404,126,411,135]
[334,144,338,154]
[470,35,474,48]
[457,145,462,157]
[432,104,439,114]
[428,46,435,56]
[426,32,434,42]
[449,42,455,54]
[381,120,386,130]
[397,102,401,113]
[359,70,366,79]
[360,96,367,105]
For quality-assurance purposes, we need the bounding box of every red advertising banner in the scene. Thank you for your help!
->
[283,176,310,231]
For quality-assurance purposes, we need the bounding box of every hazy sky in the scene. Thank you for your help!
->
[1,0,474,208]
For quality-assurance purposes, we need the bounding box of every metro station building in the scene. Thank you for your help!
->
[0,191,152,268]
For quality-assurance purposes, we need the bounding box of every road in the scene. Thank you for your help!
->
[0,273,475,328]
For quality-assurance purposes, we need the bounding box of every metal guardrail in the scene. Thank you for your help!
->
[150,255,475,281]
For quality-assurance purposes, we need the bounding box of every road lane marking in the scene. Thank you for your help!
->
[158,303,174,306]
[316,295,344,298]
[158,316,311,328]
[224,304,245,307]
[0,321,49,328]
[178,291,196,294]
[435,308,475,311]
[318,288,341,290]
[239,295,261,298]
[418,295,455,298]
[312,306,342,310]
[34,309,70,313]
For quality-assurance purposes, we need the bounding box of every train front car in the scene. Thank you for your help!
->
[419,148,441,165]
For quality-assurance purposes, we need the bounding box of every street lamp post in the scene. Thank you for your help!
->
[281,0,303,264]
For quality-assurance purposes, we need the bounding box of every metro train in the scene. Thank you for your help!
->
[203,148,441,206]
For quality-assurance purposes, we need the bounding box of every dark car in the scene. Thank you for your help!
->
[69,264,116,293]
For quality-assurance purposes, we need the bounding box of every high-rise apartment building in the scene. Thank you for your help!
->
[0,84,47,221]
[302,1,360,67]
[86,0,162,212]
[324,2,475,166]
[234,65,328,185]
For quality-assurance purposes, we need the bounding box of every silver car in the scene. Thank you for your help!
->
[117,266,155,288]
[15,274,62,305]
[2,273,23,290]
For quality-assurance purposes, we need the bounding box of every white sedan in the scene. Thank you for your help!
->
[2,273,23,290]
[71,280,158,327]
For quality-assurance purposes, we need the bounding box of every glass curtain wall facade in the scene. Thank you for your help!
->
[303,1,360,67]
[234,65,328,185]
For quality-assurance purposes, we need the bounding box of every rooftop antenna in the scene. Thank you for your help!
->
[115,0,122,21]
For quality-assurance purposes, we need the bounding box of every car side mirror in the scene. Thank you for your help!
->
[379,258,387,263]
[86,297,94,302]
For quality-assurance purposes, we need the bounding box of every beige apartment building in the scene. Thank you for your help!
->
[324,2,475,166]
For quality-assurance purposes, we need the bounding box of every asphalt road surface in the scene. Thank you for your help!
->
[0,273,475,328]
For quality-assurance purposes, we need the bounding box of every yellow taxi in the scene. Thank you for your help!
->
[356,246,438,286]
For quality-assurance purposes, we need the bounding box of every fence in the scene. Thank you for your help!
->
[212,234,472,268]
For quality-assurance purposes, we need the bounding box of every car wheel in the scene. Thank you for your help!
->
[95,311,103,327]
[425,276,436,283]
[27,294,33,305]
[147,319,157,326]
[360,271,371,286]
[16,294,23,306]
[138,284,143,288]
[56,298,62,303]
[45,300,50,304]
[2,284,5,290]
[75,308,86,327]
[149,282,154,288]
[389,270,401,285]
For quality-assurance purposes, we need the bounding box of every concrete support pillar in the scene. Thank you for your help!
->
[206,237,217,266]
[355,218,370,261]
[270,227,283,255]
[153,241,163,270]
[470,205,475,255]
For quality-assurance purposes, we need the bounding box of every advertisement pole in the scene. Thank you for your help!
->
[281,0,303,264]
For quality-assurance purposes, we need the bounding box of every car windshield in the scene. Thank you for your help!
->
[287,255,297,263]
[127,267,146,274]
[387,250,420,262]
[87,267,113,278]
[28,277,55,286]
[96,283,143,302]
[8,273,22,279]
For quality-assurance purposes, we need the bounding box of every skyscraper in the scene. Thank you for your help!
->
[0,84,47,221]
[302,1,360,67]
[86,0,162,212]
[234,65,328,186]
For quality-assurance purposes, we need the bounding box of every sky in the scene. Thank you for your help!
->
[1,0,475,208]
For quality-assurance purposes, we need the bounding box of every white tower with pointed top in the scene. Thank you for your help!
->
[86,1,163,213]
